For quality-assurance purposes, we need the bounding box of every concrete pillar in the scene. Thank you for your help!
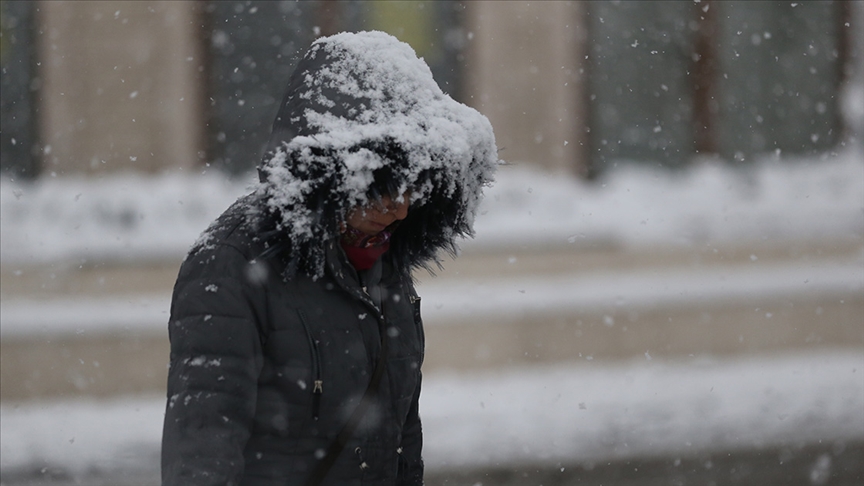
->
[841,0,864,145]
[36,1,205,175]
[463,1,588,175]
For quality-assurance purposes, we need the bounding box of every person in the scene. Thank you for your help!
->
[160,31,498,485]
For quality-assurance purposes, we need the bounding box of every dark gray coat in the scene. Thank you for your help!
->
[161,197,424,485]
[162,31,497,486]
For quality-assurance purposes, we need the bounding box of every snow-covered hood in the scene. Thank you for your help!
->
[256,31,499,275]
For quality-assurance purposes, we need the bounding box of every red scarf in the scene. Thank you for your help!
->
[340,226,392,270]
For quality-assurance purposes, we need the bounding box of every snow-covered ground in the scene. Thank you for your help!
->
[2,254,862,339]
[1,147,862,265]
[422,350,864,470]
[1,148,862,479]
[1,350,861,477]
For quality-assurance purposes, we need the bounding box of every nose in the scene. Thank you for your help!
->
[391,198,409,221]
[379,194,410,221]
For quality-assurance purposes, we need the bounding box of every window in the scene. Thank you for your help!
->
[0,0,38,178]
[586,1,843,172]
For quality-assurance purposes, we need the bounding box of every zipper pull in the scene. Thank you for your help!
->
[355,447,369,471]
[312,380,323,420]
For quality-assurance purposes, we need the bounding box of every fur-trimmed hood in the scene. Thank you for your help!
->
[256,31,499,277]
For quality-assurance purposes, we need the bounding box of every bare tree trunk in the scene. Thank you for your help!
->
[835,0,852,142]
[692,0,718,156]
[316,0,343,38]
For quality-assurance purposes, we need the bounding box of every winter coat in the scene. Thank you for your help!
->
[161,31,498,486]
[162,196,425,485]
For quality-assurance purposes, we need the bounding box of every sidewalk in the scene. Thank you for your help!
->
[419,238,864,371]
[4,442,864,486]
[2,238,862,401]
[1,350,862,485]
[1,238,863,484]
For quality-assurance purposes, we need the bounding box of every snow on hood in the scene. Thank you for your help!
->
[256,31,499,275]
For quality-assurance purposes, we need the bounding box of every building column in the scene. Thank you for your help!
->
[463,1,587,175]
[36,1,205,175]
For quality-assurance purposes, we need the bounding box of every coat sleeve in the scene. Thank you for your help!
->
[161,243,266,486]
[397,371,424,485]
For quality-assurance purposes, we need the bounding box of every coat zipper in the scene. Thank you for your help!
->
[298,310,323,420]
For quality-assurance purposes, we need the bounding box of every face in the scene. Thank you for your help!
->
[346,193,411,236]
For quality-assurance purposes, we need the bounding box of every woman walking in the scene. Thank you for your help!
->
[161,31,498,485]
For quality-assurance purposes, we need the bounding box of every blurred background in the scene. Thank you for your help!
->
[1,1,862,485]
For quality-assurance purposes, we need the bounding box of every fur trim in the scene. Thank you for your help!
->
[256,31,499,278]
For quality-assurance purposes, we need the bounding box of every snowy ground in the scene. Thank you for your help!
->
[2,254,862,339]
[1,149,863,480]
[1,147,862,265]
[1,350,862,478]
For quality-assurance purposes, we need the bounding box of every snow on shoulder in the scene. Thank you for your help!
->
[257,31,499,275]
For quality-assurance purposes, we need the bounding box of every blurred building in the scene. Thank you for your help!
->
[1,7,862,481]
[0,0,859,179]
